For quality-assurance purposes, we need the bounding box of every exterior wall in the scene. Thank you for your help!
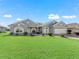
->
[10,24,43,35]
[25,27,31,34]
[9,23,27,35]
[53,25,67,29]
[49,25,67,34]
[0,27,6,32]
[53,29,67,34]
[36,27,42,33]
[42,27,49,34]
[49,27,54,33]
[53,23,67,34]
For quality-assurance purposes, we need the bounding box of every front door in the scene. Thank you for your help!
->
[67,30,72,34]
[32,30,36,34]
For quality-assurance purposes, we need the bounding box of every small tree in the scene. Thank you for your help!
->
[60,33,65,38]
[23,32,28,35]
[48,33,52,36]
[16,29,19,32]
[37,32,40,34]
[10,32,13,35]
[16,33,19,36]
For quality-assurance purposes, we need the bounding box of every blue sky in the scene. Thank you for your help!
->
[0,0,79,25]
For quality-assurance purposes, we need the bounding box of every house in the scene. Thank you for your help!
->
[9,19,43,35]
[9,19,68,35]
[0,24,7,32]
[67,23,79,35]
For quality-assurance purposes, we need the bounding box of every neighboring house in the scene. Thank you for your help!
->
[0,24,7,32]
[67,23,79,35]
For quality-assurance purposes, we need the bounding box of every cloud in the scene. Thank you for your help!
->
[16,18,22,21]
[62,15,77,19]
[3,14,12,18]
[48,14,60,20]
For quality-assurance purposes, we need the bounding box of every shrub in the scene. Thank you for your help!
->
[10,32,13,35]
[6,29,10,31]
[30,33,35,36]
[60,34,65,38]
[23,32,28,35]
[16,33,19,36]
[75,32,79,36]
[0,32,2,33]
[42,33,45,36]
[37,32,40,34]
[48,33,52,36]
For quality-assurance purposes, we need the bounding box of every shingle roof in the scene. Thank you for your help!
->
[67,23,79,29]
[54,21,66,26]
[53,21,67,29]
[9,19,39,27]
[43,20,58,27]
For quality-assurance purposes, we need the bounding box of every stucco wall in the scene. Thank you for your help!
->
[42,27,49,34]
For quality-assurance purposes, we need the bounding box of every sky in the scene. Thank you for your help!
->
[0,0,79,25]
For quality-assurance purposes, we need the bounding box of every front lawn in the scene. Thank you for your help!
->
[0,35,79,59]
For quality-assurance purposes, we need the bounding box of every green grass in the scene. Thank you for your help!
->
[0,34,79,59]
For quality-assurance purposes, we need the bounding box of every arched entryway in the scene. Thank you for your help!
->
[32,30,36,34]
[67,29,72,34]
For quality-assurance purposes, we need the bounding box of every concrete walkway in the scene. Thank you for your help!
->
[68,37,79,40]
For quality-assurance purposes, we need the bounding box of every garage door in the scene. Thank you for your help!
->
[54,29,67,34]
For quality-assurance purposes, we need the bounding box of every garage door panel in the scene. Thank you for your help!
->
[54,29,67,34]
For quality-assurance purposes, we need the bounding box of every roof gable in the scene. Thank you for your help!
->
[9,19,39,27]
[43,20,57,27]
[67,23,79,29]
[53,21,67,29]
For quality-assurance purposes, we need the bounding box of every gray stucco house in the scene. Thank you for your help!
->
[9,19,43,35]
[67,23,79,35]
[9,19,67,35]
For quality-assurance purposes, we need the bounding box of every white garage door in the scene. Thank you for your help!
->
[54,29,67,34]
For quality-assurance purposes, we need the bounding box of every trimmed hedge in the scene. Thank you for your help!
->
[23,32,28,35]
[48,33,53,36]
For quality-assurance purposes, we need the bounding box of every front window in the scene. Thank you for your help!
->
[14,27,24,34]
[16,29,22,33]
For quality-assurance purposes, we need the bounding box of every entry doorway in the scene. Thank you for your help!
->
[32,30,36,34]
[67,29,72,34]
